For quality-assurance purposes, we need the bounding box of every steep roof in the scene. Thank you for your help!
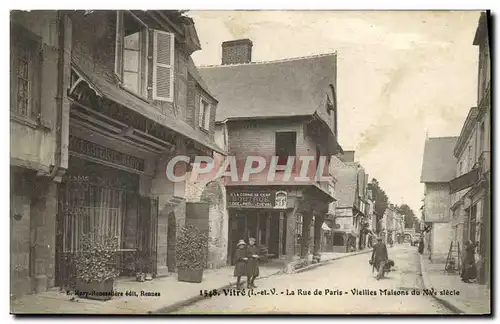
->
[420,137,458,183]
[197,53,337,122]
[332,165,359,208]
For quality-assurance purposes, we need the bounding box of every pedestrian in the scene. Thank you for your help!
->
[371,237,389,280]
[233,239,248,290]
[418,237,424,255]
[461,240,477,283]
[246,237,260,288]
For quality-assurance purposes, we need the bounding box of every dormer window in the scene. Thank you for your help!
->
[199,97,211,131]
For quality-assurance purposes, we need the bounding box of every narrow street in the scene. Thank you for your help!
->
[174,244,453,314]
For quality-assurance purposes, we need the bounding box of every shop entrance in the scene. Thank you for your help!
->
[227,210,284,265]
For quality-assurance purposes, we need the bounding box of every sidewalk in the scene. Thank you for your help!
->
[11,249,370,314]
[419,254,491,314]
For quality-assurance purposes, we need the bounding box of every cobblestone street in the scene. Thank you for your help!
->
[174,245,453,314]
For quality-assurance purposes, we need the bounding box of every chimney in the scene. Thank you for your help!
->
[341,151,355,163]
[221,39,253,65]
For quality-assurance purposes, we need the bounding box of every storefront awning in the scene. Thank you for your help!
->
[322,222,332,231]
[449,168,480,194]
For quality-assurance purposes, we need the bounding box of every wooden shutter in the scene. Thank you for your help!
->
[198,97,204,128]
[152,30,175,102]
[114,11,124,81]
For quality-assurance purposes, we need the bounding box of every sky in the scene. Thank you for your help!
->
[188,10,481,216]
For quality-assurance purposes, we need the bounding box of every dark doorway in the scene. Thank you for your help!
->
[269,214,280,256]
[228,212,246,266]
[167,212,176,272]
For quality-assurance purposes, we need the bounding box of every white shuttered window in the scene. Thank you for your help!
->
[152,30,175,102]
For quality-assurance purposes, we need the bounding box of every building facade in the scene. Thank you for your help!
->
[449,12,491,287]
[10,10,226,297]
[199,41,343,265]
[330,152,368,253]
[394,210,405,244]
[420,137,458,262]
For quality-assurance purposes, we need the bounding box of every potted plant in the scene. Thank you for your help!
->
[75,232,120,301]
[175,224,208,283]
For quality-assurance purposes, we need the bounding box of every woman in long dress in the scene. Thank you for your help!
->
[461,240,477,283]
[418,237,424,255]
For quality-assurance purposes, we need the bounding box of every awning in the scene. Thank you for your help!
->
[321,222,332,231]
[71,63,227,155]
[449,168,480,194]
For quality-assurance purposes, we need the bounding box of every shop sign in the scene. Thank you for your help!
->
[227,190,288,209]
[335,208,353,217]
[334,216,352,232]
[69,135,145,172]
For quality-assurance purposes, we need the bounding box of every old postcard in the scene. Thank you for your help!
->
[9,10,491,315]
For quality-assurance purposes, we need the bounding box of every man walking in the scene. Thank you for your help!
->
[371,237,389,280]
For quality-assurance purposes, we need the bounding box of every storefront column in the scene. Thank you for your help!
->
[285,209,296,260]
[278,212,284,257]
[300,211,312,258]
[151,154,177,276]
[313,214,323,255]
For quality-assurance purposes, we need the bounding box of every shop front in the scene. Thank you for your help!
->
[55,140,159,290]
[226,189,290,265]
[332,207,359,253]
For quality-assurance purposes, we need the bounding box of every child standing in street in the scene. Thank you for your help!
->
[234,240,248,290]
[246,237,260,288]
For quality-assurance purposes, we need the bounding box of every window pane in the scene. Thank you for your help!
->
[123,71,139,93]
[199,105,206,127]
[204,103,210,129]
[124,49,140,72]
[124,32,140,50]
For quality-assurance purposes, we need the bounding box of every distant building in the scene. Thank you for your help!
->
[420,136,458,262]
[330,152,368,253]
